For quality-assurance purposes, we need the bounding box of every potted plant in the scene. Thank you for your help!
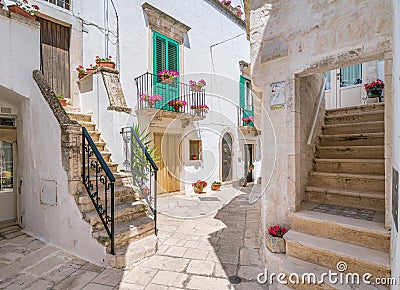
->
[140,94,162,108]
[86,64,97,75]
[57,95,67,106]
[249,164,254,171]
[7,0,39,21]
[157,69,179,85]
[364,79,384,99]
[211,181,222,191]
[242,116,254,126]
[192,180,207,194]
[0,2,4,9]
[234,5,243,17]
[266,225,287,253]
[76,65,87,79]
[95,55,115,69]
[190,104,209,116]
[221,0,231,7]
[168,99,187,112]
[191,154,198,160]
[189,79,206,92]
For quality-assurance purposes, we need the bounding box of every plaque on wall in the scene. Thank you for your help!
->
[270,81,285,110]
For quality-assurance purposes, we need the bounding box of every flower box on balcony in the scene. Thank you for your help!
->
[8,4,36,21]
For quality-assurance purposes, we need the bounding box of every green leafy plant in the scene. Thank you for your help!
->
[57,94,65,99]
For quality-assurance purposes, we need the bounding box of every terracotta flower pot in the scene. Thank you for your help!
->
[96,61,115,69]
[367,88,383,98]
[194,108,203,116]
[191,85,202,92]
[194,187,205,194]
[58,99,67,106]
[161,76,174,85]
[8,5,36,21]
[266,234,286,253]
[78,72,87,79]
[86,68,96,75]
[211,184,221,191]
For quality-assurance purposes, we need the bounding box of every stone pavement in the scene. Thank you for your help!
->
[0,189,269,290]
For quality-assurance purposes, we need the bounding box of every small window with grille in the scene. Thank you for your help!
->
[189,140,202,161]
[44,0,70,10]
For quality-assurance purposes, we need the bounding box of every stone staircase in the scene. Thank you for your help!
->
[67,109,157,268]
[282,103,390,289]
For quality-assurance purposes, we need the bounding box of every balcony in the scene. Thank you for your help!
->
[238,106,260,136]
[135,72,206,122]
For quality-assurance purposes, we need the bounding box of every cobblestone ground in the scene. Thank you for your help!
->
[0,190,269,290]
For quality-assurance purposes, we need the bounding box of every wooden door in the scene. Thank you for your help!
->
[154,133,181,193]
[38,18,70,98]
[221,133,233,182]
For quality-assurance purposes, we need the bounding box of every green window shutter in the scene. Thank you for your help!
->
[153,31,179,75]
[240,75,245,108]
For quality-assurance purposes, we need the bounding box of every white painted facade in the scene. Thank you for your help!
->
[0,12,106,265]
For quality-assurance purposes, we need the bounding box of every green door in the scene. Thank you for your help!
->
[240,75,254,125]
[153,31,180,111]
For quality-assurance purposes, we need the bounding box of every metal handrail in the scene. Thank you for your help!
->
[307,78,327,145]
[82,127,115,254]
[134,72,206,117]
[121,127,159,235]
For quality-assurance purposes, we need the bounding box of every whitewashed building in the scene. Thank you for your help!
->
[0,0,257,265]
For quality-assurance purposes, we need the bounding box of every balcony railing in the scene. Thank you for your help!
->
[135,72,206,118]
[238,105,254,127]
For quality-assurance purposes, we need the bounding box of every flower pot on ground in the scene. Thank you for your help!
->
[193,180,207,194]
[95,56,115,69]
[211,181,222,191]
[57,95,67,106]
[266,225,287,253]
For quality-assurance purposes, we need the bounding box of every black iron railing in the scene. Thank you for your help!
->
[135,72,206,117]
[121,127,158,235]
[82,127,115,254]
[238,105,255,127]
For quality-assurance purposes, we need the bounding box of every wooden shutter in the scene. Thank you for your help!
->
[152,31,179,75]
[38,18,70,98]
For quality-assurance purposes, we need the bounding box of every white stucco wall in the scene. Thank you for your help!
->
[0,11,106,266]
[391,0,400,286]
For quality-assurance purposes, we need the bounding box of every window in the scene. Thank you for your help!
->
[324,71,331,90]
[0,142,13,192]
[153,31,180,109]
[44,0,70,10]
[240,75,254,125]
[340,64,362,87]
[189,140,202,160]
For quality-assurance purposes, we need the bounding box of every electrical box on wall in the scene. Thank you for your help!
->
[40,179,57,206]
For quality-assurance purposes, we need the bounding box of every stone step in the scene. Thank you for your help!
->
[84,201,148,232]
[67,111,93,122]
[88,151,112,163]
[78,121,96,131]
[94,216,155,251]
[319,132,384,147]
[94,141,106,151]
[284,230,391,279]
[306,186,384,211]
[324,110,384,125]
[87,130,102,142]
[76,185,138,212]
[314,159,384,175]
[322,121,384,135]
[290,209,389,252]
[280,257,389,290]
[107,235,158,268]
[84,161,119,174]
[316,145,384,159]
[309,172,384,192]
[325,103,384,116]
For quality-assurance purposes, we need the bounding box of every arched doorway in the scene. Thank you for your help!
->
[221,133,233,182]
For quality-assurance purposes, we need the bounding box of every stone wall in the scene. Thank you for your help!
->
[250,0,393,227]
